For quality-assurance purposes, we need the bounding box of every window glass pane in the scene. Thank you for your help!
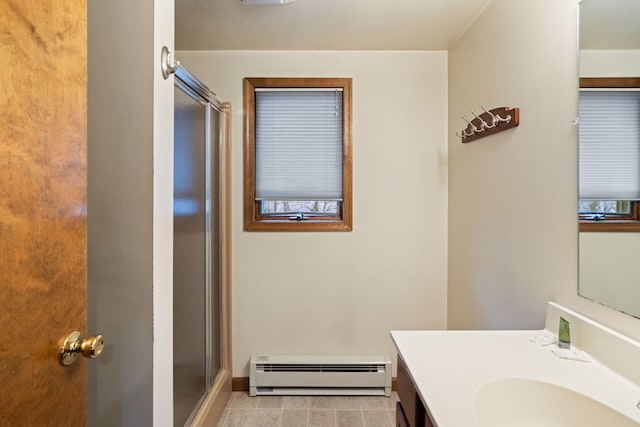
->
[243,77,352,231]
[578,200,630,214]
[173,86,207,426]
[260,200,339,215]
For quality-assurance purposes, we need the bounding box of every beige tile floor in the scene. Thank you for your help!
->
[218,392,399,427]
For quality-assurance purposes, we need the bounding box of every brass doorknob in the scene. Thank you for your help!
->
[59,331,105,366]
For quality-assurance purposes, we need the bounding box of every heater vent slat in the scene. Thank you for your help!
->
[257,364,384,373]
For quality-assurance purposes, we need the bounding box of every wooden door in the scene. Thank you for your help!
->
[0,1,88,425]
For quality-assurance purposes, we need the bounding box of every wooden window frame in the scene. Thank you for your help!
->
[579,77,640,232]
[243,77,353,232]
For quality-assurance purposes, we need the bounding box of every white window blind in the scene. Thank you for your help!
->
[255,89,343,200]
[579,89,640,200]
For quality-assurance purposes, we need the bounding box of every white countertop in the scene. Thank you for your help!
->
[391,329,640,427]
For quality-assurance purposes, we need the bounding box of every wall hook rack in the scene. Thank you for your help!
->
[456,105,520,143]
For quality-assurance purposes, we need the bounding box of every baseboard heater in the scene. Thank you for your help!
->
[249,355,392,397]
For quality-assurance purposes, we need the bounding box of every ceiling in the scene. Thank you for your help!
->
[580,0,640,49]
[176,0,640,52]
[175,0,493,51]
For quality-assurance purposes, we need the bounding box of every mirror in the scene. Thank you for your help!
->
[578,0,640,318]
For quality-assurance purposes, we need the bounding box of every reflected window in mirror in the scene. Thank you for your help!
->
[579,77,640,232]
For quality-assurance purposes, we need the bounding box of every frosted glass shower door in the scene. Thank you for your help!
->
[173,83,222,426]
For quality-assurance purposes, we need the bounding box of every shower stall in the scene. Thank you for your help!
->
[172,61,231,426]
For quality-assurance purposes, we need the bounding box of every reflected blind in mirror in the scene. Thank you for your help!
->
[579,90,640,200]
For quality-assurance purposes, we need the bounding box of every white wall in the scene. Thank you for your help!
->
[580,50,640,77]
[88,0,174,425]
[177,51,449,377]
[448,0,580,330]
[448,0,640,341]
[579,233,640,316]
[153,0,175,424]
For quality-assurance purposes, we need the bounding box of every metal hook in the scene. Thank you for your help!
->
[462,114,481,133]
[481,105,498,128]
[457,126,477,139]
[161,46,180,80]
[471,109,489,131]
[492,107,512,124]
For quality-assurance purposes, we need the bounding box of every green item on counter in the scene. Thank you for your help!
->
[559,317,571,349]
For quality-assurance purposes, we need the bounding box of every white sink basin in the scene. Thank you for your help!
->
[474,377,639,427]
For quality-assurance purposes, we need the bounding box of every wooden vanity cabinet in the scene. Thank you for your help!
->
[396,355,435,427]
[396,401,411,427]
